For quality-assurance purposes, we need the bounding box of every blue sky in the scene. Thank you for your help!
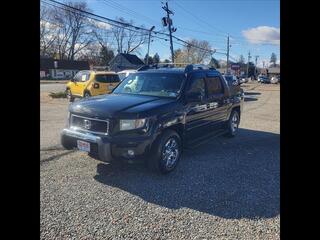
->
[73,0,280,66]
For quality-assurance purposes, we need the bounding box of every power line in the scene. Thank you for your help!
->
[44,0,156,34]
[43,0,222,58]
[172,0,228,37]
[99,0,160,26]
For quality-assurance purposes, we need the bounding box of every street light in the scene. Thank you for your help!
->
[146,26,155,65]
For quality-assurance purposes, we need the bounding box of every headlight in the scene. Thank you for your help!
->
[120,119,147,131]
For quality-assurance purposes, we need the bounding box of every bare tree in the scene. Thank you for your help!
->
[173,39,212,64]
[91,20,115,49]
[40,2,147,61]
[112,17,148,54]
[40,5,59,57]
[186,39,212,63]
[43,1,95,60]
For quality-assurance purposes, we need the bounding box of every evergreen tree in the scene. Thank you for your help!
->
[100,46,114,65]
[239,55,245,64]
[144,54,154,64]
[153,53,160,64]
[270,53,277,67]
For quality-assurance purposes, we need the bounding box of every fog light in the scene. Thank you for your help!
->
[127,150,135,157]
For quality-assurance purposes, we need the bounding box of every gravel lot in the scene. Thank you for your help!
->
[40,82,280,239]
[40,83,66,94]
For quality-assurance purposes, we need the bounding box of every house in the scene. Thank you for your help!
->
[267,67,280,78]
[259,67,280,78]
[109,53,144,72]
[40,57,90,79]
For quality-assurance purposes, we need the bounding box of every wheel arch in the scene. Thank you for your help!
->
[83,89,91,97]
[161,123,185,147]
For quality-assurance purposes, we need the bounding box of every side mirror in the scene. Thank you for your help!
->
[186,91,204,103]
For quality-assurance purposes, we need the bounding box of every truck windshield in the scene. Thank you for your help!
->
[113,72,185,98]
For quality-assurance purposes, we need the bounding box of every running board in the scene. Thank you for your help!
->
[185,129,228,149]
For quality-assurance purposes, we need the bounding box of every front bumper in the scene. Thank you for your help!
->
[61,128,154,162]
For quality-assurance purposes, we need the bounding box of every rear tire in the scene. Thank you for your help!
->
[147,130,182,174]
[226,110,240,137]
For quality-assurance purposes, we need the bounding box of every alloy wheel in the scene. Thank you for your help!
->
[162,137,180,170]
[231,112,239,133]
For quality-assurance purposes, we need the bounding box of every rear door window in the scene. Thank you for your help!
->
[95,75,120,83]
[206,76,224,95]
[187,78,206,97]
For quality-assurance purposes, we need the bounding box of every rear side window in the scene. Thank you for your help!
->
[95,75,120,83]
[206,77,223,95]
[187,78,206,96]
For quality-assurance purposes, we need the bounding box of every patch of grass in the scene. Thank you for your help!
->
[49,91,67,98]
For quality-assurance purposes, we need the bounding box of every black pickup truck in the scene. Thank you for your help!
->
[61,64,244,174]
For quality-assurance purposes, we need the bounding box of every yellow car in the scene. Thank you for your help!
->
[66,70,121,102]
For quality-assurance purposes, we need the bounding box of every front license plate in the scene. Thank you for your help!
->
[77,140,90,152]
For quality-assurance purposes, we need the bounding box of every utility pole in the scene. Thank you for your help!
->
[246,51,251,78]
[146,26,155,65]
[254,55,259,79]
[226,35,230,74]
[162,1,175,63]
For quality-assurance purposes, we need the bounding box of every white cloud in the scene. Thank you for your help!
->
[88,19,111,30]
[242,26,280,45]
[95,22,111,30]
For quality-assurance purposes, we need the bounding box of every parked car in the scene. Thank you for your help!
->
[61,64,244,174]
[270,76,280,84]
[66,70,121,102]
[117,69,137,81]
[239,75,248,83]
[258,74,269,83]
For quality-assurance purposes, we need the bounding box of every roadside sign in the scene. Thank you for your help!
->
[231,64,240,70]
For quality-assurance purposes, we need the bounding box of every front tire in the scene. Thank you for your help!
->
[84,91,91,98]
[66,89,74,102]
[226,110,240,137]
[148,130,182,174]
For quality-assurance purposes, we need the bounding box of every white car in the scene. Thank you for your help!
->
[270,76,279,84]
[117,70,137,81]
[239,76,247,84]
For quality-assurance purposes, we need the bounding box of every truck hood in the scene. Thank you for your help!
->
[69,93,177,119]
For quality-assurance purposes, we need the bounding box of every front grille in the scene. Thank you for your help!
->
[70,114,109,135]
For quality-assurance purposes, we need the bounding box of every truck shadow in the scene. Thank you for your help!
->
[94,128,279,220]
[244,92,261,96]
[244,97,258,102]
